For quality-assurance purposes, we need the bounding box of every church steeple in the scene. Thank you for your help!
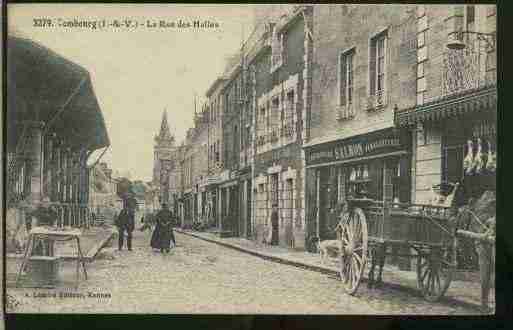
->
[156,109,174,143]
[153,109,175,189]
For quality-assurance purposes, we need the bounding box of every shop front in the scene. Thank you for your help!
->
[181,190,193,229]
[253,144,303,249]
[238,168,252,239]
[303,128,412,252]
[199,174,220,229]
[396,87,497,271]
[216,170,239,237]
[441,113,496,206]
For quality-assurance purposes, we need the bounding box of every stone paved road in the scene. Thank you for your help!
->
[7,228,481,314]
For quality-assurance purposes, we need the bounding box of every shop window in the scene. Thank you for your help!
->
[442,119,496,205]
[256,183,267,226]
[384,159,402,203]
[337,167,346,203]
[281,178,294,227]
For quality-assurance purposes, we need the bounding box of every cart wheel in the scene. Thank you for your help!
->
[416,237,457,302]
[339,207,368,295]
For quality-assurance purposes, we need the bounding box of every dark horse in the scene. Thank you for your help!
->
[452,191,495,311]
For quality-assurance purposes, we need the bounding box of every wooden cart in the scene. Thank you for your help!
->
[337,183,461,302]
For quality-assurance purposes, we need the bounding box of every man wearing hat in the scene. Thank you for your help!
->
[115,205,135,251]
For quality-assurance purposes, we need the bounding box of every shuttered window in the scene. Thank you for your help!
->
[369,31,387,97]
[339,49,355,106]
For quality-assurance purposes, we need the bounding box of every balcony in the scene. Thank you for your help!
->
[336,104,355,121]
[280,122,295,138]
[256,135,266,147]
[366,90,387,111]
[441,37,495,99]
[269,129,279,144]
[394,32,496,128]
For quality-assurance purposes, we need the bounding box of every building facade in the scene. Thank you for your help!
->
[249,6,313,249]
[204,78,226,231]
[395,4,496,206]
[169,4,496,257]
[303,5,418,251]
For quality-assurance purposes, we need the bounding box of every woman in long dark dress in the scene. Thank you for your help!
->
[151,203,176,253]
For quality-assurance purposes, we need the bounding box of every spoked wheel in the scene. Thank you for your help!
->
[416,237,457,302]
[339,207,368,295]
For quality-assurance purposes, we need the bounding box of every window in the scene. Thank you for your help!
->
[270,174,279,207]
[339,49,355,106]
[282,90,295,139]
[271,26,283,72]
[369,31,388,106]
[270,97,280,144]
[466,5,475,31]
[215,140,220,163]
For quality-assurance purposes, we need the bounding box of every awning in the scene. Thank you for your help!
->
[7,36,110,151]
[395,86,497,128]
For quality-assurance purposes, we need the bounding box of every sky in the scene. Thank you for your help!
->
[8,4,285,181]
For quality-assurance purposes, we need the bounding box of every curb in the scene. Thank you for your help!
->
[175,228,485,313]
[174,228,339,275]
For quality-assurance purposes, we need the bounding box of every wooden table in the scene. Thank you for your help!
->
[16,227,88,288]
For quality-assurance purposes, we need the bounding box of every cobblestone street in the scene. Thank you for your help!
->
[7,227,482,315]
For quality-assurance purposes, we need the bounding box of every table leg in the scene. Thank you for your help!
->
[76,237,88,280]
[15,234,34,287]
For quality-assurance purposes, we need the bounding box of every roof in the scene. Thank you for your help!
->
[205,77,227,98]
[7,36,110,151]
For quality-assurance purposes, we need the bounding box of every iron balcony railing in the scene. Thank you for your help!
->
[440,33,496,99]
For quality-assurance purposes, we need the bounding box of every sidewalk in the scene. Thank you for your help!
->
[175,228,493,311]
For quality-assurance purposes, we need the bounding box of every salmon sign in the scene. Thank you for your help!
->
[306,129,408,165]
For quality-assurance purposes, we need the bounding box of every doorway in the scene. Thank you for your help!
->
[246,179,252,239]
[284,178,294,247]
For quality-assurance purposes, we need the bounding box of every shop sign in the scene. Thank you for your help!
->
[256,144,299,171]
[306,129,408,166]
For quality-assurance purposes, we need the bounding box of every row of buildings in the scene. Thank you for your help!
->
[153,4,497,252]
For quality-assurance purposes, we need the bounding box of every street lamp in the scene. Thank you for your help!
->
[446,31,495,51]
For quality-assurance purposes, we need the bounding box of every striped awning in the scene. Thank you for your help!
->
[395,86,497,127]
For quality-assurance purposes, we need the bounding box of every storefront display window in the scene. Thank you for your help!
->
[442,117,496,205]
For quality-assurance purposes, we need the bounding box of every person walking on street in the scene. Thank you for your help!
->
[151,203,176,253]
[115,207,135,251]
[270,203,279,246]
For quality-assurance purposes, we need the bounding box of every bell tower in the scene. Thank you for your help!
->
[153,110,175,202]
